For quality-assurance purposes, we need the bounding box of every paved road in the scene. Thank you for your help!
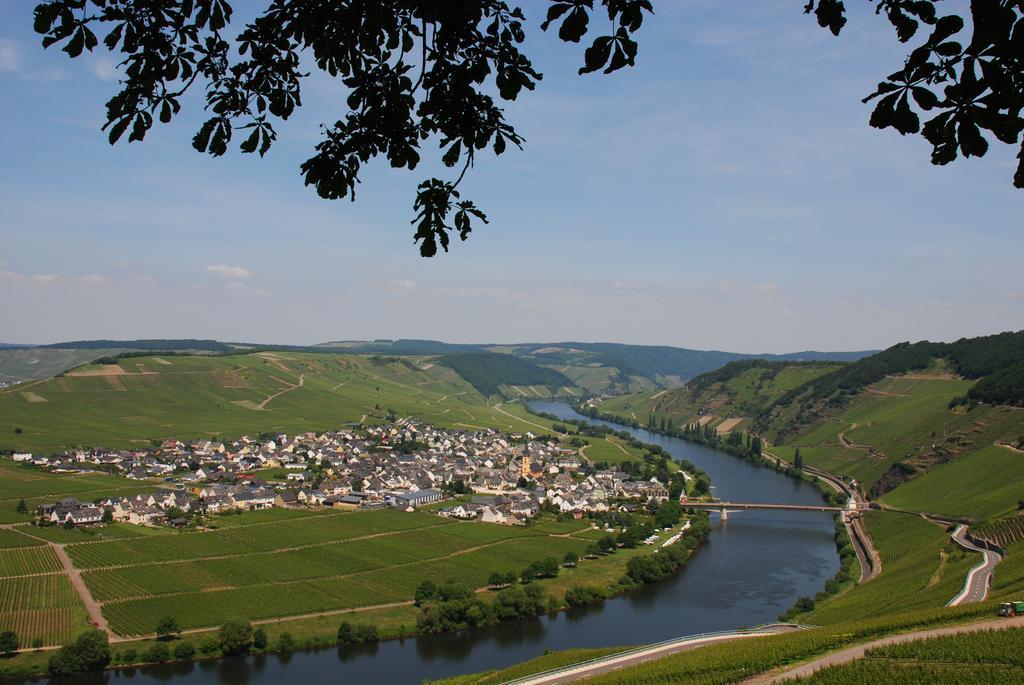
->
[739,616,1024,684]
[947,524,1002,606]
[503,624,806,685]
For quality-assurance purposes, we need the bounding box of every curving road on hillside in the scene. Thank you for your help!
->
[947,524,1002,606]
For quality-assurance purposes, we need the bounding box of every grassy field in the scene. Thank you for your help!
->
[0,352,562,453]
[881,445,1024,522]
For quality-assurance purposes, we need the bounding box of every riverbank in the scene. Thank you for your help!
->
[0,512,709,680]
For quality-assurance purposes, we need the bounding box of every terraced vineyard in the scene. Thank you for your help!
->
[976,518,1024,548]
[56,509,590,635]
[598,361,841,434]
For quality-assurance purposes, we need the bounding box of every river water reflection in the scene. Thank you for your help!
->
[40,402,838,684]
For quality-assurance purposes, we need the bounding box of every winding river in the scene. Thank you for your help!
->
[41,402,838,684]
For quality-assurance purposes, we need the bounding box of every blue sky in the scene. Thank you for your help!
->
[1,1,1021,352]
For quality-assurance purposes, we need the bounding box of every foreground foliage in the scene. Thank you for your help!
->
[32,2,1024,255]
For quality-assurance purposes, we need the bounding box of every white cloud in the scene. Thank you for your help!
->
[227,281,268,296]
[89,57,119,81]
[206,264,252,279]
[0,270,59,284]
[389,279,417,289]
[77,274,110,285]
[753,281,779,293]
[0,40,22,72]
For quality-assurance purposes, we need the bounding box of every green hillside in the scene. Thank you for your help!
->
[436,352,573,398]
[0,352,556,453]
[880,444,1024,521]
[598,360,842,434]
[772,371,1024,499]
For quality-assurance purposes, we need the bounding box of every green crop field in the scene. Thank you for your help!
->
[22,509,591,636]
[790,626,1024,684]
[0,528,46,549]
[0,352,561,453]
[0,549,90,646]
[799,511,975,625]
[881,445,1024,522]
[0,545,63,577]
[580,435,647,466]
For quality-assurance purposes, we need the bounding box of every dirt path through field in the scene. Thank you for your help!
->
[739,616,1024,684]
[838,423,871,450]
[50,542,111,635]
[256,373,304,410]
[492,403,549,430]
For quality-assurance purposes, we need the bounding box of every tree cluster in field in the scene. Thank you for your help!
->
[337,622,380,644]
[622,515,710,587]
[47,630,111,676]
[0,631,18,655]
[415,580,550,634]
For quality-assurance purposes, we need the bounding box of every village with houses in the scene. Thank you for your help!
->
[18,420,682,530]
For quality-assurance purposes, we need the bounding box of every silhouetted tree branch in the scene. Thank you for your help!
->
[32,1,1022,256]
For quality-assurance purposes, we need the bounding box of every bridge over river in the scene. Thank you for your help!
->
[682,500,851,520]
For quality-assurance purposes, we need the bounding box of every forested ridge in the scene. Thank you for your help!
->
[438,352,571,397]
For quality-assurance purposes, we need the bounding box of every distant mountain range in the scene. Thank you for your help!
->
[0,337,876,392]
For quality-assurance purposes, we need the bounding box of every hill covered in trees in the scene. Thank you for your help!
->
[437,353,572,398]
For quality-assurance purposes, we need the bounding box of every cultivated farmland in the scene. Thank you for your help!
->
[58,509,590,636]
[0,538,90,645]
